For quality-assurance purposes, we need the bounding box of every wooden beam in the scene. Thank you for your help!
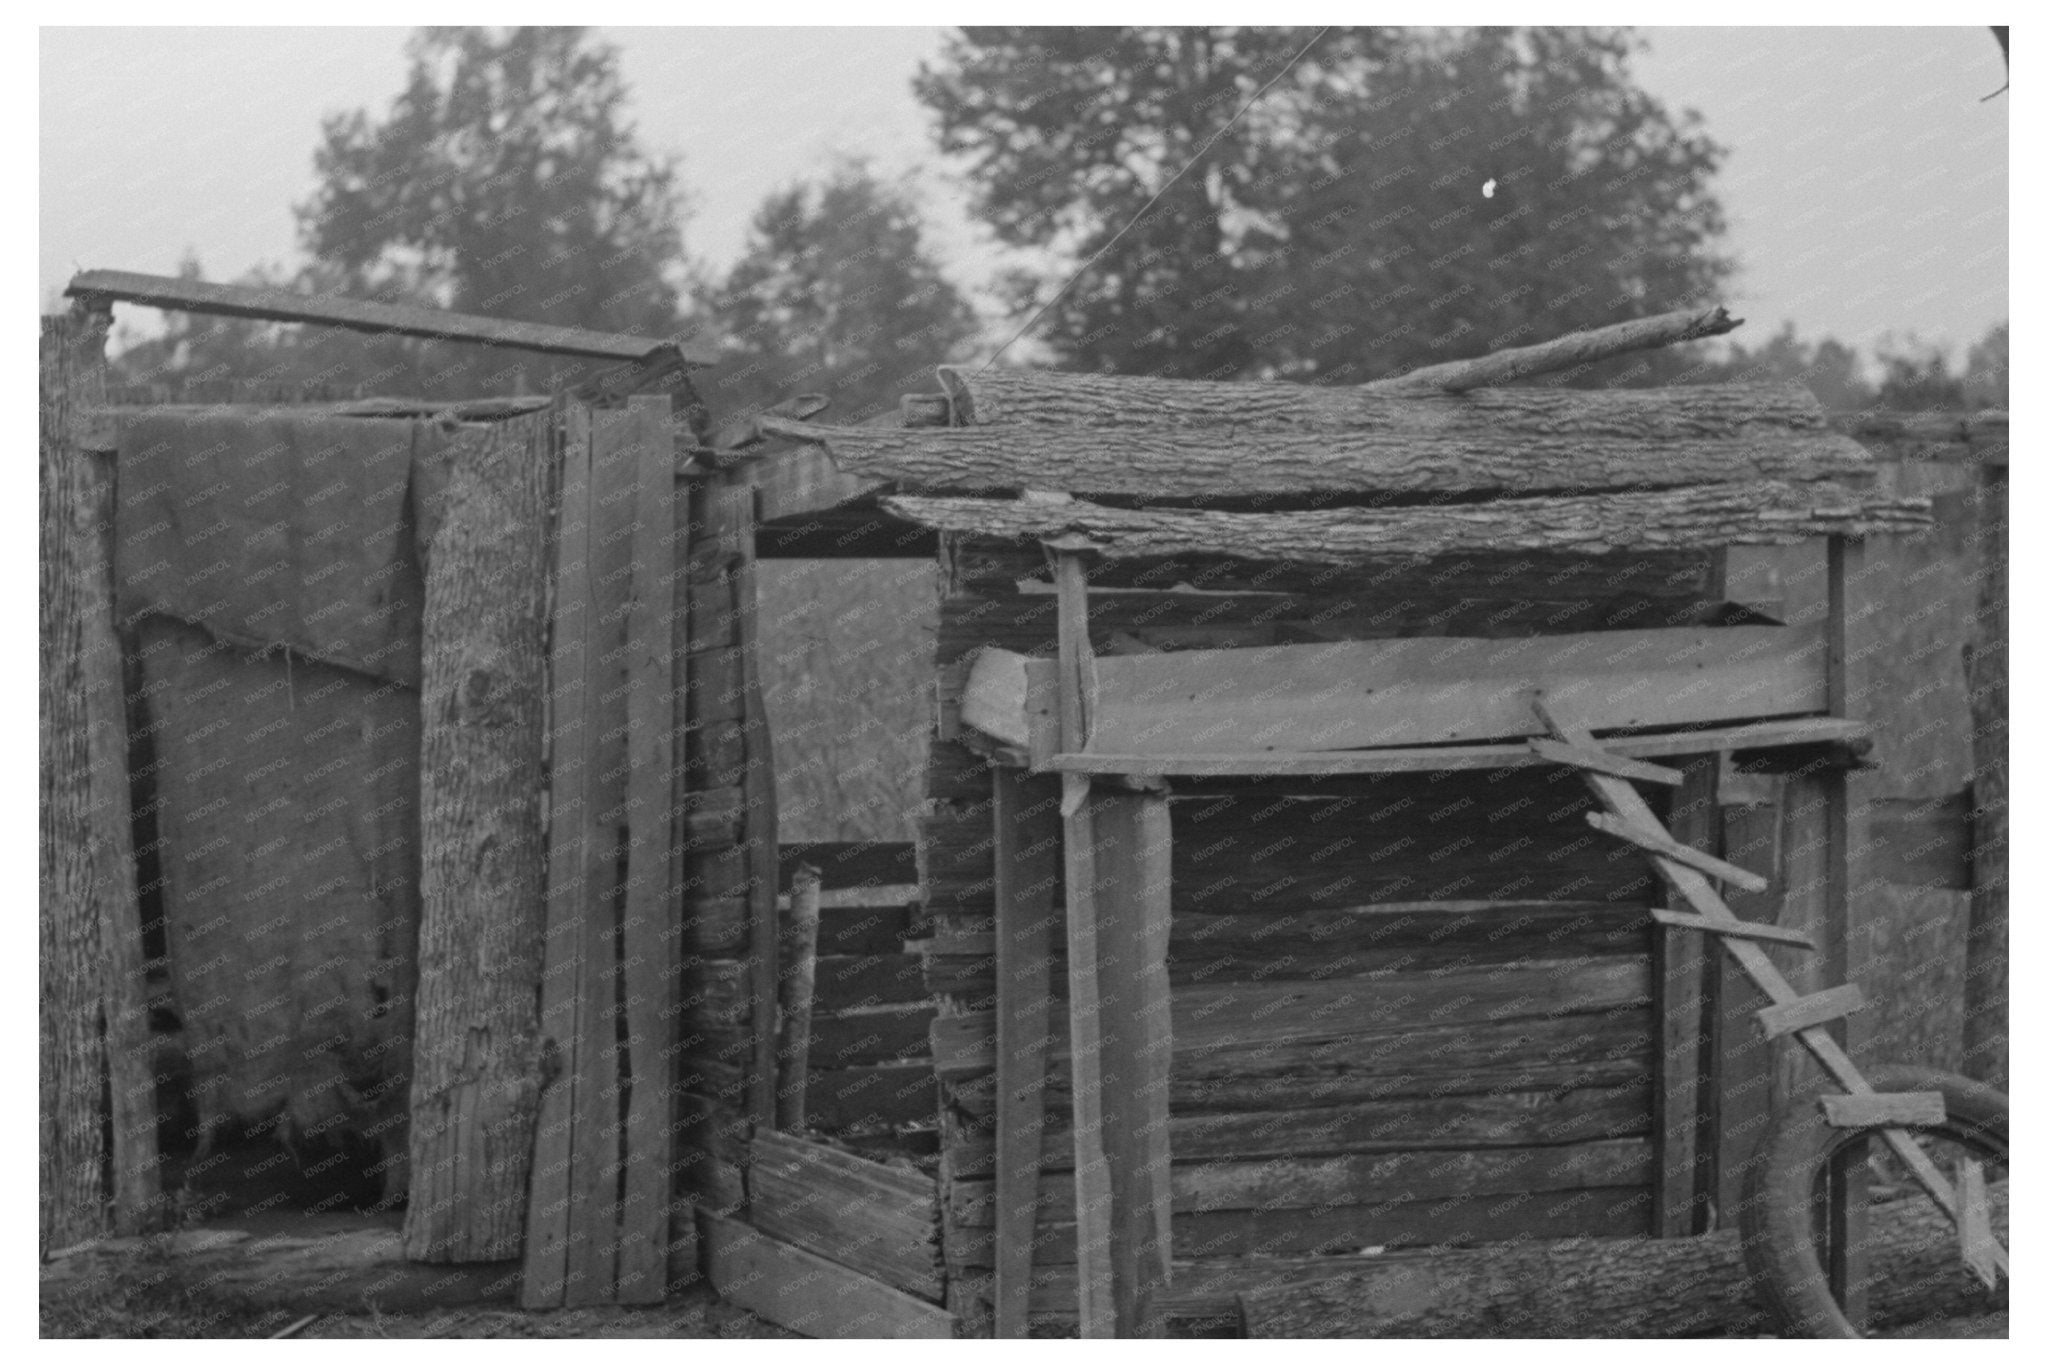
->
[1026,718,1874,778]
[1756,984,1867,1041]
[1650,908,1814,950]
[1586,811,1771,893]
[992,769,1061,1338]
[1819,1092,1945,1129]
[1529,738,1683,785]
[65,268,707,363]
[1367,304,1742,393]
[1009,624,1830,759]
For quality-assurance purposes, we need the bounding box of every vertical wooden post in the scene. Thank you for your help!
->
[1053,547,1114,1338]
[1822,533,1869,1327]
[992,769,1060,1339]
[778,864,822,1131]
[39,305,159,1250]
[524,400,672,1305]
[1091,788,1174,1337]
[1704,764,1784,1221]
[406,411,552,1263]
[1652,757,1714,1236]
[729,471,782,1129]
[618,395,681,1301]
[1963,453,2007,1088]
[524,404,594,1307]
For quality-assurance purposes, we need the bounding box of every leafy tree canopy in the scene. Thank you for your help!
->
[917,26,1733,383]
[115,27,688,398]
[694,160,979,427]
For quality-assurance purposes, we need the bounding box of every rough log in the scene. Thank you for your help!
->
[1366,304,1742,393]
[939,368,1822,433]
[764,419,1869,500]
[1238,1180,2008,1337]
[404,414,552,1262]
[40,307,159,1252]
[884,483,1931,564]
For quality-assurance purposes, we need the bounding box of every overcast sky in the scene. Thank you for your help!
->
[39,25,2008,360]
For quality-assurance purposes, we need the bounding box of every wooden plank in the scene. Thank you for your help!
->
[982,624,1829,760]
[1650,908,1813,949]
[992,769,1060,1338]
[1529,738,1683,785]
[952,1180,1655,1266]
[1652,759,1714,1238]
[1819,1092,1946,1128]
[952,1140,1652,1227]
[618,396,678,1302]
[698,1212,956,1339]
[746,1130,943,1300]
[559,403,642,1304]
[1587,811,1770,893]
[1756,984,1867,1040]
[65,267,704,363]
[523,407,589,1309]
[1053,549,1114,1338]
[1091,791,1174,1337]
[932,957,1653,1079]
[950,1086,1653,1172]
[1035,717,1874,777]
[1964,460,2008,1086]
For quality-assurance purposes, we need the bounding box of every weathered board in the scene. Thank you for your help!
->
[747,1130,944,1300]
[699,1212,956,1339]
[967,624,1828,759]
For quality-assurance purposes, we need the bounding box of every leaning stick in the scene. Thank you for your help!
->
[1367,305,1742,394]
[776,863,822,1131]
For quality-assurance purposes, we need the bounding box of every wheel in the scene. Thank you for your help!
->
[1741,1064,2008,1338]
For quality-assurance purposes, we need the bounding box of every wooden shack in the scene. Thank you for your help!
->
[41,279,2004,1337]
[728,307,2004,1338]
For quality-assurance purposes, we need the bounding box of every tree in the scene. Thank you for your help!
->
[114,27,689,399]
[694,160,980,428]
[917,27,1732,384]
[1962,322,2008,411]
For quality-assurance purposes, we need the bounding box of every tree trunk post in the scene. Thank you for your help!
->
[39,304,160,1253]
[403,411,553,1262]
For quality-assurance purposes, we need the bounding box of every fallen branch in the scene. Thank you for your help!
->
[1366,305,1741,394]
